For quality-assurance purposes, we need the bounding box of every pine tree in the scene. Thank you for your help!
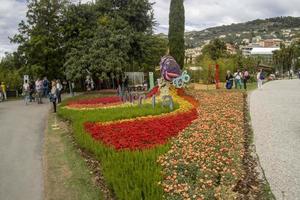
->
[168,0,185,68]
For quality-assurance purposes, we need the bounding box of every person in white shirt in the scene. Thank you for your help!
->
[234,70,242,89]
[23,80,30,105]
[56,79,63,103]
[257,69,264,90]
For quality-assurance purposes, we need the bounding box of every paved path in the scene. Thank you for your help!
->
[250,80,300,200]
[0,99,49,200]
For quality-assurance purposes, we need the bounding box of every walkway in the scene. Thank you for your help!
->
[0,100,49,200]
[250,79,300,200]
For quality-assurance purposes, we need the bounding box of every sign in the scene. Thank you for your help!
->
[149,72,154,90]
[24,75,29,83]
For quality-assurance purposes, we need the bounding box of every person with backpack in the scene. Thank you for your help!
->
[257,69,264,90]
[243,69,250,90]
[225,70,234,90]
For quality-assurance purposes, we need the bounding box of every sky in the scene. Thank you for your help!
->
[0,0,300,58]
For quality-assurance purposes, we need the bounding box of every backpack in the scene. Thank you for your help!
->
[259,72,265,80]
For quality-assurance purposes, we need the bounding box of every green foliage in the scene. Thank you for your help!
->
[196,53,258,84]
[0,53,22,89]
[202,39,227,61]
[58,98,179,200]
[273,41,300,73]
[169,0,185,68]
[11,0,68,80]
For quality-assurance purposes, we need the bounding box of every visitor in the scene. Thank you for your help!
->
[56,79,63,103]
[243,69,250,90]
[29,81,35,102]
[225,70,234,90]
[298,70,300,79]
[35,78,43,104]
[124,76,129,93]
[257,69,264,90]
[43,77,49,97]
[1,82,7,100]
[0,83,3,101]
[23,80,30,105]
[50,80,58,113]
[234,70,242,89]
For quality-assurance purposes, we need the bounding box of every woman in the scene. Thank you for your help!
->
[225,71,234,90]
[23,80,30,105]
[50,80,58,113]
[56,79,63,103]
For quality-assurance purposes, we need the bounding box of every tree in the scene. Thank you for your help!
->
[168,0,185,68]
[11,0,69,80]
[202,39,227,61]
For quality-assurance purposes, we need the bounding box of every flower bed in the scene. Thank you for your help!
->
[158,91,246,200]
[85,109,197,150]
[67,96,122,109]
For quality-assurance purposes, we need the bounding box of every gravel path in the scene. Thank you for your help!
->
[250,79,300,200]
[0,99,49,200]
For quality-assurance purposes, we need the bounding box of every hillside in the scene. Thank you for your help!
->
[184,16,300,47]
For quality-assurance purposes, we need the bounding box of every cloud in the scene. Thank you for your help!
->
[151,0,300,34]
[0,0,27,58]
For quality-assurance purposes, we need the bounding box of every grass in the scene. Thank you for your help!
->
[43,113,103,200]
[57,95,179,200]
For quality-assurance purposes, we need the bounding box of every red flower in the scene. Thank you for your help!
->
[68,96,122,108]
[84,109,197,151]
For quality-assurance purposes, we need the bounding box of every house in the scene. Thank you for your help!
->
[250,47,280,64]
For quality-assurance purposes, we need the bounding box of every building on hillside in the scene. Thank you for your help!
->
[250,47,280,65]
[185,47,202,64]
[226,43,237,55]
[219,35,226,39]
[241,43,261,56]
[261,39,282,47]
[252,36,262,43]
[242,38,250,44]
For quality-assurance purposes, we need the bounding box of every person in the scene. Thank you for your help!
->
[43,77,49,97]
[257,69,264,90]
[124,76,129,92]
[0,83,3,102]
[29,81,35,102]
[56,79,63,103]
[225,70,234,90]
[35,78,43,104]
[298,70,300,79]
[23,80,30,105]
[50,80,58,113]
[1,82,7,100]
[243,69,250,90]
[233,70,242,89]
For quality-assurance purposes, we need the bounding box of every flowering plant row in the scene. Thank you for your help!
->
[66,96,122,109]
[85,109,197,150]
[158,91,246,200]
[84,87,198,150]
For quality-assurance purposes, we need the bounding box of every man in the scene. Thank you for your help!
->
[1,82,7,100]
[243,69,250,90]
[43,77,49,97]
